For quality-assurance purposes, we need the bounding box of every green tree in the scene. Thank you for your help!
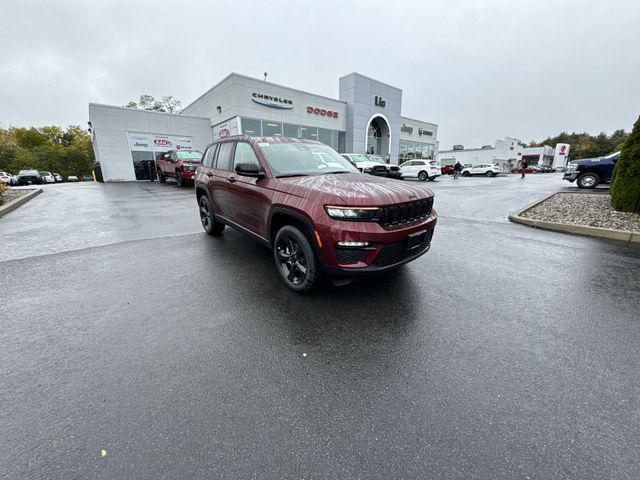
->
[124,95,181,113]
[610,116,640,212]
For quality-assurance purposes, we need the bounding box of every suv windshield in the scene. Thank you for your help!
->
[176,151,203,160]
[346,154,370,163]
[258,142,357,177]
[19,170,38,175]
[369,155,384,164]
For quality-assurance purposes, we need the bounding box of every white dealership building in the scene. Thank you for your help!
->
[89,72,438,182]
[439,138,571,172]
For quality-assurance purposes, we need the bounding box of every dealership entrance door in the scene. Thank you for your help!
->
[131,151,155,180]
[366,115,391,161]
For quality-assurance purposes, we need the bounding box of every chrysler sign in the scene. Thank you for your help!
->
[252,92,293,109]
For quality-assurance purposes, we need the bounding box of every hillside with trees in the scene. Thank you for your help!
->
[529,129,629,160]
[0,125,94,178]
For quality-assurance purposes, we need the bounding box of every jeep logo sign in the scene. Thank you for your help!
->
[306,106,338,118]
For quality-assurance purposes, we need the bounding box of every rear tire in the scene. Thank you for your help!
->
[274,225,318,293]
[418,171,428,182]
[577,172,600,189]
[199,195,225,235]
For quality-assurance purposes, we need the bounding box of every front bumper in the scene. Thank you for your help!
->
[316,212,437,275]
[563,171,578,182]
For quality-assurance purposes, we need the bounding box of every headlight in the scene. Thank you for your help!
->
[325,205,379,220]
[363,167,373,173]
[567,162,578,170]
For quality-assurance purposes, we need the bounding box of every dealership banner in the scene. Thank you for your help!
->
[127,132,193,152]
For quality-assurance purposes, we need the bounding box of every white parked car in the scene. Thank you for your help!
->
[39,171,56,183]
[400,159,441,181]
[341,153,400,177]
[0,171,12,184]
[461,164,501,177]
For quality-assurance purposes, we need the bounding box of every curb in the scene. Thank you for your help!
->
[0,188,42,218]
[508,192,640,244]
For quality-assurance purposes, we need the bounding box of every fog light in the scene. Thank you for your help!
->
[337,241,369,247]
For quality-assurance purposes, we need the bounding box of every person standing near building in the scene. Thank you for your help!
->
[453,161,462,180]
[521,160,528,179]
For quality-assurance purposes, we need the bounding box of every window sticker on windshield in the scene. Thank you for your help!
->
[258,142,270,147]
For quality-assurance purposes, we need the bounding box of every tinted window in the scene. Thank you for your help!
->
[233,142,260,170]
[241,118,261,136]
[262,121,282,137]
[283,123,299,137]
[216,142,235,171]
[203,145,217,167]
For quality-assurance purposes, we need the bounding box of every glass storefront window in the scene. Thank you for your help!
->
[283,123,299,138]
[262,120,282,137]
[300,126,318,140]
[241,118,261,136]
[318,128,333,147]
[399,139,436,162]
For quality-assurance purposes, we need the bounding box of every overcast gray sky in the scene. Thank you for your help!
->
[1,0,638,148]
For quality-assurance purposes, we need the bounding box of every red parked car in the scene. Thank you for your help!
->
[195,136,437,292]
[440,165,454,175]
[155,149,203,186]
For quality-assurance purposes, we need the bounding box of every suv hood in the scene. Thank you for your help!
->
[274,173,433,206]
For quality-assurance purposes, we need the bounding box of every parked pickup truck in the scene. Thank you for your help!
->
[156,149,203,187]
[563,151,620,188]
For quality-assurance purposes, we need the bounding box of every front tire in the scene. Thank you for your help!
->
[577,173,600,189]
[176,171,183,187]
[485,171,495,177]
[158,170,166,183]
[418,171,428,182]
[462,171,470,177]
[199,195,225,235]
[274,225,318,293]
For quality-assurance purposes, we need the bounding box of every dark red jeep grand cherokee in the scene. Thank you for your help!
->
[195,136,437,292]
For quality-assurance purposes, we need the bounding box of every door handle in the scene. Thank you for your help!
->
[227,176,236,183]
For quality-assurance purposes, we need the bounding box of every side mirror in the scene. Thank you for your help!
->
[235,163,264,178]
[164,154,171,161]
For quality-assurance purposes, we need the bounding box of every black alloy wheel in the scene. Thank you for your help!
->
[199,195,225,235]
[274,225,318,292]
[418,171,428,181]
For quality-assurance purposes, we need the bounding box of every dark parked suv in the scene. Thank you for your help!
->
[195,136,437,292]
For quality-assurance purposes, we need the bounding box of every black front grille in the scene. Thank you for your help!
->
[374,198,433,228]
[336,248,365,264]
[389,166,400,172]
[372,230,433,267]
[370,165,388,176]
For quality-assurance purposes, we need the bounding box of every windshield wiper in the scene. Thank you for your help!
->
[276,173,309,178]
[324,171,352,175]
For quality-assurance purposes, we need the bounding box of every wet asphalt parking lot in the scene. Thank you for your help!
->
[1,174,639,479]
